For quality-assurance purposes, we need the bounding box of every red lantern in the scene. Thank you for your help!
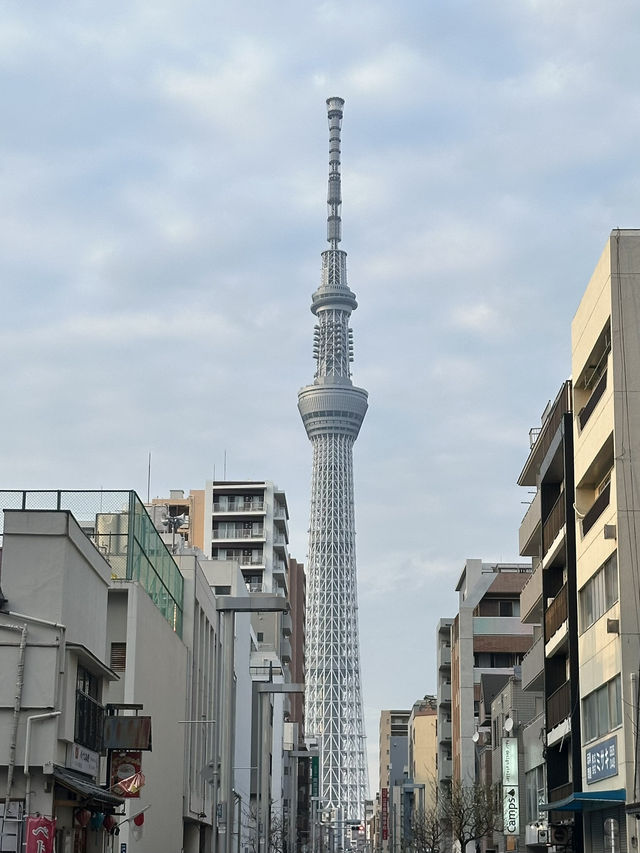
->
[102,815,116,832]
[74,809,91,828]
[133,812,145,827]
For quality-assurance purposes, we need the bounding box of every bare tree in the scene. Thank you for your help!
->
[409,806,443,853]
[438,780,501,851]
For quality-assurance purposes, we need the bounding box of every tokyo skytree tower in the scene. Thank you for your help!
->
[298,97,369,822]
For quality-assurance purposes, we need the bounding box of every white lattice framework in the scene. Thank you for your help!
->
[298,97,369,822]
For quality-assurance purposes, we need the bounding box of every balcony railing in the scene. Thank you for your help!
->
[519,382,571,486]
[578,369,608,431]
[546,680,571,730]
[213,501,264,513]
[75,691,104,753]
[545,584,568,639]
[213,527,264,540]
[542,493,565,554]
[582,481,611,536]
[549,782,573,803]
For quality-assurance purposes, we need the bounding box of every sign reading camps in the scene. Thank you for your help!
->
[502,738,520,836]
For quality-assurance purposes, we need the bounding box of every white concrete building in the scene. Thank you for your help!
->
[0,509,124,853]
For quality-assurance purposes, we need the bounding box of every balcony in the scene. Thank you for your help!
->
[542,494,565,555]
[520,561,543,624]
[519,382,571,487]
[439,720,452,742]
[521,634,544,692]
[439,683,451,703]
[546,681,571,730]
[438,644,451,670]
[519,490,542,557]
[545,584,568,640]
[473,616,532,635]
[578,369,608,431]
[213,501,264,513]
[439,756,452,780]
[582,481,611,536]
[213,526,265,541]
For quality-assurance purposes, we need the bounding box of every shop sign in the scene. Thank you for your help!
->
[586,735,617,784]
[381,787,388,840]
[110,750,143,798]
[311,756,319,798]
[67,743,99,777]
[503,785,520,835]
[502,738,518,787]
[25,816,56,853]
[103,716,152,750]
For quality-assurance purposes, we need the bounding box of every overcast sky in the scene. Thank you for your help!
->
[3,0,640,788]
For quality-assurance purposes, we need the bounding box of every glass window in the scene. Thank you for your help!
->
[605,553,619,610]
[609,676,622,729]
[579,552,618,632]
[583,675,622,743]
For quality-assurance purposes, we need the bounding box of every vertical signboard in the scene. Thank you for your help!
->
[381,787,389,840]
[502,738,519,836]
[311,755,319,798]
[25,817,56,853]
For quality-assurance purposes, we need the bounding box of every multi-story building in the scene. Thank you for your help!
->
[569,230,640,851]
[436,618,454,806]
[518,381,582,848]
[408,697,437,798]
[450,560,533,785]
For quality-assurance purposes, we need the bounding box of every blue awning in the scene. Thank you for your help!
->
[540,789,626,812]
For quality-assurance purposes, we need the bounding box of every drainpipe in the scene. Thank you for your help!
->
[2,622,28,816]
[24,711,62,817]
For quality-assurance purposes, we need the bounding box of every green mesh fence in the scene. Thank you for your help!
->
[0,490,183,637]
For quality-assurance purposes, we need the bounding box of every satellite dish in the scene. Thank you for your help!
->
[504,717,514,733]
[472,732,479,743]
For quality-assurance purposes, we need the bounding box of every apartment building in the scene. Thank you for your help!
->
[436,618,454,805]
[569,230,640,851]
[518,381,583,848]
[450,560,533,785]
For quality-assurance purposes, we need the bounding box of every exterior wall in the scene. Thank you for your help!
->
[408,709,437,796]
[105,584,188,853]
[436,618,453,801]
[571,230,640,852]
[451,560,533,785]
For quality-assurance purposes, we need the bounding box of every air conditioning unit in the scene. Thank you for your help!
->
[525,825,549,846]
[551,824,570,846]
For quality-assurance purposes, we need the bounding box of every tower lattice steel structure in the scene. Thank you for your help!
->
[298,97,369,822]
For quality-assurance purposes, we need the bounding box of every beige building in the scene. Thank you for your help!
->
[569,230,640,851]
[408,699,437,798]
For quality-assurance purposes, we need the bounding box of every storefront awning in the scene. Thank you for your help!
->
[53,765,124,808]
[540,789,626,812]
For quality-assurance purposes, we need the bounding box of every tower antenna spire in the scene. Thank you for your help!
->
[326,96,344,249]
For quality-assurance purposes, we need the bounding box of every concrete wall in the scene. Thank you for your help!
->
[105,584,188,853]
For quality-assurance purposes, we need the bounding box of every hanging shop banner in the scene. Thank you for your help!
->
[25,816,56,853]
[381,788,389,841]
[110,750,144,798]
[503,785,520,836]
[502,738,519,788]
[103,716,152,750]
[311,756,319,798]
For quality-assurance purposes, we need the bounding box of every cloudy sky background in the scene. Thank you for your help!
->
[3,0,640,786]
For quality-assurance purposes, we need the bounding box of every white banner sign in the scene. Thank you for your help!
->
[502,737,519,835]
[503,784,520,835]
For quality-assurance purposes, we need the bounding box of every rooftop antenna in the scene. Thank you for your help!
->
[147,452,152,503]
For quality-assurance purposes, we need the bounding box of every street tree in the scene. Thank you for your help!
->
[438,780,501,851]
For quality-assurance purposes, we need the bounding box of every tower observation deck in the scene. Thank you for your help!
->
[298,97,369,822]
